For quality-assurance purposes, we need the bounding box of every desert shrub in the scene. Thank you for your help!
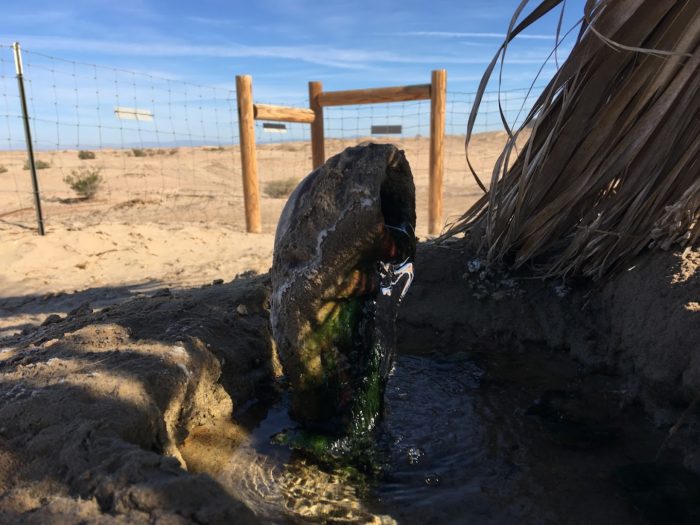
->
[204,146,225,152]
[63,167,103,199]
[265,177,299,198]
[168,148,178,155]
[0,165,7,174]
[78,150,96,160]
[131,148,146,157]
[23,159,50,170]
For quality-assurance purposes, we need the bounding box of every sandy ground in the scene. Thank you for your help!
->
[1,128,698,523]
[0,276,272,524]
[0,222,274,338]
[0,132,521,336]
[0,244,697,524]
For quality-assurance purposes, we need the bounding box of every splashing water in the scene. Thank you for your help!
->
[219,355,482,525]
[380,260,415,300]
[344,222,416,440]
[220,397,394,524]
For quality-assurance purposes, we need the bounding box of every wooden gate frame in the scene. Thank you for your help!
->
[236,70,446,234]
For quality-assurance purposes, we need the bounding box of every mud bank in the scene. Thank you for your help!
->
[0,245,698,523]
[0,277,276,524]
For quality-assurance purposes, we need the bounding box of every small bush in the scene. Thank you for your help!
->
[0,165,7,174]
[23,159,50,170]
[63,167,103,200]
[265,177,299,198]
[168,148,178,155]
[204,146,225,152]
[78,150,96,160]
[131,148,146,157]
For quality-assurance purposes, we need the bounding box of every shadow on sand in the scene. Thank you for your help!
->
[0,274,277,524]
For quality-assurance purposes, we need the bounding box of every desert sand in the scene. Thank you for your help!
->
[0,132,518,337]
[0,242,697,524]
[1,129,699,524]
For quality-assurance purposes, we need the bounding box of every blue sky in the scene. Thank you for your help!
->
[2,0,586,94]
[1,0,586,148]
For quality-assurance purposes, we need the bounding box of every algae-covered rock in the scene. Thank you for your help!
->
[271,143,416,437]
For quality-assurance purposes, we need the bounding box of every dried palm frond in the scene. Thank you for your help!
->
[442,0,700,280]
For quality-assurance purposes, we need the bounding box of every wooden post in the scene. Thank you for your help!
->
[236,75,262,233]
[254,104,316,123]
[428,69,446,235]
[317,84,431,107]
[309,81,325,170]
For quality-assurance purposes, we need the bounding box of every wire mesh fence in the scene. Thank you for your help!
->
[0,45,246,230]
[0,43,543,234]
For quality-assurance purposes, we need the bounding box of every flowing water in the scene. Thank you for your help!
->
[206,344,700,524]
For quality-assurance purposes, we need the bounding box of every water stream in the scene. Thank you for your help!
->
[199,343,699,525]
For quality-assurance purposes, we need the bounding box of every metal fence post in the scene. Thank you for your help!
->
[12,42,45,236]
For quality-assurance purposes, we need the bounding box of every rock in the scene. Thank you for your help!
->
[41,314,63,326]
[68,302,92,317]
[236,304,249,316]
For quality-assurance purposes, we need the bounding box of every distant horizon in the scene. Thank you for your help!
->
[1,128,523,153]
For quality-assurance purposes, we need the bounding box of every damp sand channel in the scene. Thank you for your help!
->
[181,344,698,525]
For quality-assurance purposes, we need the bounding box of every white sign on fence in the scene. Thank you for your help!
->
[114,107,154,122]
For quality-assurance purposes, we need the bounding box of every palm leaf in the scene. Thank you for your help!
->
[442,0,700,280]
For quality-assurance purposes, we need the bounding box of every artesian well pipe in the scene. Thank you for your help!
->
[271,143,416,439]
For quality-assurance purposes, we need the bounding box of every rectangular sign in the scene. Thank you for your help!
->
[114,107,154,122]
[263,122,287,133]
[371,125,402,135]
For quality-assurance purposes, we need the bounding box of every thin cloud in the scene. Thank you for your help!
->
[186,16,242,27]
[6,36,373,69]
[5,35,558,69]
